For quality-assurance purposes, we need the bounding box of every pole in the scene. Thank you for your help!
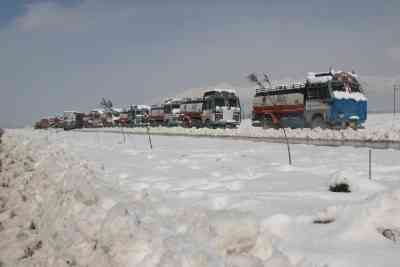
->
[397,86,400,114]
[369,149,372,180]
[247,73,293,165]
[120,125,126,144]
[282,127,292,165]
[394,86,396,115]
[147,126,153,150]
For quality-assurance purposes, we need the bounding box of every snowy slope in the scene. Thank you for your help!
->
[1,129,400,266]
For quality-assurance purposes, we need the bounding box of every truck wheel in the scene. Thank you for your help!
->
[205,120,214,129]
[311,115,328,129]
[261,115,276,129]
[261,118,269,129]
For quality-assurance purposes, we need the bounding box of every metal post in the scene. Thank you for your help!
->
[147,126,153,150]
[394,86,396,115]
[369,149,372,180]
[397,86,400,114]
[395,85,400,115]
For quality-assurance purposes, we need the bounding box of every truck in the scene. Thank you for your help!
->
[252,71,367,129]
[127,105,150,127]
[179,97,204,128]
[149,99,182,127]
[180,89,242,128]
[63,111,84,130]
[163,99,182,127]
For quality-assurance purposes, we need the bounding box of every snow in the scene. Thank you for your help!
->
[332,91,368,101]
[84,113,400,143]
[1,114,400,266]
[91,109,105,114]
[328,170,385,193]
[135,105,151,110]
[204,88,237,94]
[307,72,333,83]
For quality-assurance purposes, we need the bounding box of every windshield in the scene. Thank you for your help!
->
[228,97,239,107]
[214,97,225,107]
[164,105,171,113]
[349,82,362,92]
[331,81,345,92]
[331,80,362,93]
[332,72,363,93]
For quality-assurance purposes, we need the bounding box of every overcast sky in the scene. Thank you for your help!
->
[1,0,400,128]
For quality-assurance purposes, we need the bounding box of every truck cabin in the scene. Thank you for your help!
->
[179,98,204,127]
[202,90,241,127]
[150,105,163,114]
[150,105,165,124]
[331,72,363,93]
[128,105,150,126]
[305,71,367,128]
[203,90,240,111]
[306,71,363,99]
[163,101,181,115]
[63,111,84,130]
[129,105,150,116]
[63,111,77,122]
[180,98,204,113]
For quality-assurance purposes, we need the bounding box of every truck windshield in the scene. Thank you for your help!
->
[331,81,345,92]
[214,98,225,107]
[228,98,239,107]
[349,82,362,92]
[331,80,362,93]
[164,105,171,113]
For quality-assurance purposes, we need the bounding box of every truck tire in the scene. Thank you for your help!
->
[311,115,328,129]
[261,115,277,129]
[205,120,212,128]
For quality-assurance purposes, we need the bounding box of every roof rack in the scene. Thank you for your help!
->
[255,82,305,93]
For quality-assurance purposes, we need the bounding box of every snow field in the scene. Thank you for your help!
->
[1,126,400,266]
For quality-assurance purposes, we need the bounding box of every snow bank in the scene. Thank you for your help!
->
[0,130,293,267]
[84,113,400,143]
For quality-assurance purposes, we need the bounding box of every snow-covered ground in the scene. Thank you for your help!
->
[1,115,400,266]
[90,113,400,143]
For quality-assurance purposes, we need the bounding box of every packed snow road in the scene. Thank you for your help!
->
[1,129,400,267]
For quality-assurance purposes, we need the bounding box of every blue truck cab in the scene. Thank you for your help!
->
[305,71,367,129]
